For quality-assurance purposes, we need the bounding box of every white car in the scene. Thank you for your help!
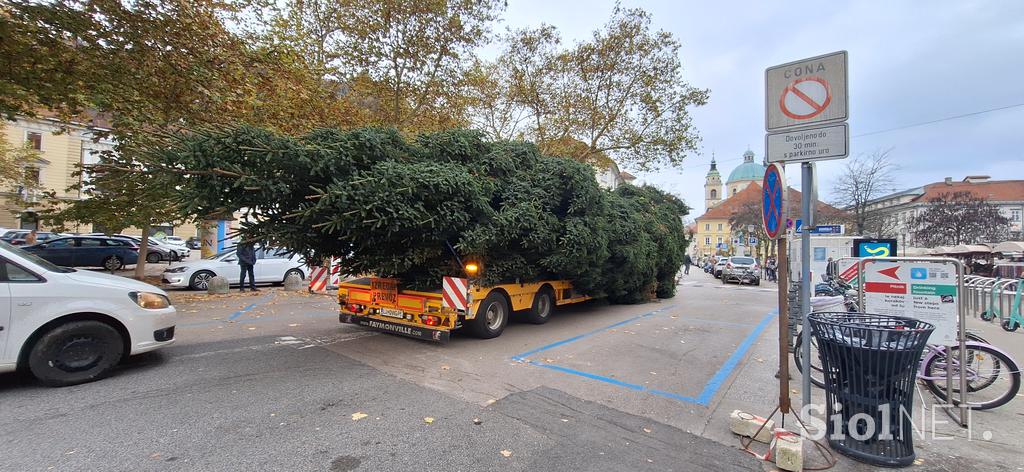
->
[161,247,306,290]
[156,236,190,258]
[0,241,176,386]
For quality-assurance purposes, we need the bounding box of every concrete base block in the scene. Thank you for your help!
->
[283,273,305,291]
[772,429,803,472]
[207,276,230,294]
[729,410,774,443]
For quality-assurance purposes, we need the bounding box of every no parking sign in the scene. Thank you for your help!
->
[762,163,785,239]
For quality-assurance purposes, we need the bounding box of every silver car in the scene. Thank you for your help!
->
[721,256,760,285]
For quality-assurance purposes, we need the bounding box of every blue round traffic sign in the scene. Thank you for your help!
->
[762,163,785,239]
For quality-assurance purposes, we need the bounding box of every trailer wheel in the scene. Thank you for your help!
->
[523,287,554,324]
[466,292,509,339]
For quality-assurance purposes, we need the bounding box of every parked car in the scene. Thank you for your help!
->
[0,241,176,386]
[86,234,185,263]
[186,237,201,250]
[721,256,760,285]
[162,247,305,290]
[713,257,729,279]
[2,230,63,246]
[23,236,140,270]
[154,236,191,259]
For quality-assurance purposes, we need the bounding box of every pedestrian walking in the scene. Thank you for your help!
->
[826,257,838,279]
[236,241,258,292]
[683,254,692,275]
[25,229,38,246]
[766,257,777,282]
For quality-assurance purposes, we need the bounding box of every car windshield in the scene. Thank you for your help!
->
[0,240,75,273]
[206,249,236,260]
[732,257,756,265]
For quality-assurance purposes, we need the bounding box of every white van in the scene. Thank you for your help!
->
[0,241,177,386]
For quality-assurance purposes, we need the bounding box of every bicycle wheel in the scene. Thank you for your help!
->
[792,330,826,389]
[923,344,1021,410]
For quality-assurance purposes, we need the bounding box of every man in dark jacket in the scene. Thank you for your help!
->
[236,242,258,292]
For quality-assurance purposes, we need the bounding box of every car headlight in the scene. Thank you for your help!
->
[130,291,171,309]
[165,266,188,273]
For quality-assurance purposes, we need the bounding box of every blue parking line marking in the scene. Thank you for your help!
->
[511,305,677,361]
[695,310,777,404]
[228,303,258,321]
[513,307,778,406]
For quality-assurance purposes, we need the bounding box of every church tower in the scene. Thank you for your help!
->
[704,154,722,211]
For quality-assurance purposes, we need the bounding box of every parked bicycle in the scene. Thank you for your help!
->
[794,329,1020,410]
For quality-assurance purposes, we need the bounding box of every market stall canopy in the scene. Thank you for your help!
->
[903,247,930,256]
[929,246,956,255]
[949,244,992,254]
[993,241,1024,254]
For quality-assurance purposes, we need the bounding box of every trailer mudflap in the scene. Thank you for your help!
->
[341,314,451,343]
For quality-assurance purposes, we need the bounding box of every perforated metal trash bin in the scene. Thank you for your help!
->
[808,313,934,468]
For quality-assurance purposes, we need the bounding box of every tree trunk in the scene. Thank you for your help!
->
[134,223,150,281]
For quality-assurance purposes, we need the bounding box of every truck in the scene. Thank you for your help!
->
[337,265,590,342]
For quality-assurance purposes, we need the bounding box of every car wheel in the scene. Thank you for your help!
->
[102,255,124,271]
[754,279,761,286]
[146,252,161,263]
[523,287,555,324]
[281,268,304,285]
[189,270,216,290]
[465,292,509,339]
[27,321,125,387]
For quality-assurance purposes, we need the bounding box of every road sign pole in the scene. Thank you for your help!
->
[777,236,791,414]
[800,162,812,408]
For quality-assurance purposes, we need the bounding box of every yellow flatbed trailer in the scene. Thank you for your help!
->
[338,277,590,342]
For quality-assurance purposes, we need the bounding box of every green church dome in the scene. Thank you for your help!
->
[726,150,765,183]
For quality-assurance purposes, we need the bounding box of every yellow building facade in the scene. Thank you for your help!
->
[1,116,197,238]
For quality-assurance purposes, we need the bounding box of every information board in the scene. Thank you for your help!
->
[861,260,959,345]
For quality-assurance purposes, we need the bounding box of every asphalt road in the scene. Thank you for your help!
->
[6,271,1019,471]
[0,277,767,472]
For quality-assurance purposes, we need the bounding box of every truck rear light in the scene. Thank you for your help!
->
[419,314,441,326]
[346,303,364,314]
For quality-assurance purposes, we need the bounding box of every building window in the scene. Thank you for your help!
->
[704,223,710,231]
[717,237,723,244]
[717,223,723,231]
[26,132,42,150]
[24,167,40,185]
[1011,209,1021,222]
[710,189,717,199]
[704,237,711,245]
[732,188,737,196]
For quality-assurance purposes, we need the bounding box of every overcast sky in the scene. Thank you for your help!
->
[499,0,1024,216]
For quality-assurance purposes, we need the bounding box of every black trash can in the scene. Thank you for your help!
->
[808,313,934,468]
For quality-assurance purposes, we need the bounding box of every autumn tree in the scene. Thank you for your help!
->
[829,149,899,236]
[910,191,1010,246]
[249,0,505,133]
[467,7,709,171]
[2,0,355,277]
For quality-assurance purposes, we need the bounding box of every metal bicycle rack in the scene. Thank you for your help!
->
[975,278,1001,318]
[989,279,1019,322]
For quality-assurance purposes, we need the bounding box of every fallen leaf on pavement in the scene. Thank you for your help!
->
[441,365,450,370]
[351,412,368,421]
[643,428,652,433]
[150,453,161,459]
[247,327,256,330]
[424,417,434,424]
[473,418,482,425]
[913,459,924,465]
[500,450,512,458]
[561,419,569,422]
[486,399,496,405]
[288,324,299,327]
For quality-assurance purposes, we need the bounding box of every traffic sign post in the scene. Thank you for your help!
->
[765,52,850,412]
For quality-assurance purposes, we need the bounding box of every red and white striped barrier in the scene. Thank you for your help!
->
[308,258,339,294]
[442,276,469,311]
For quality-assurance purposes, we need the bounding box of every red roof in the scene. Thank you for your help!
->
[914,180,1024,203]
[697,182,841,220]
